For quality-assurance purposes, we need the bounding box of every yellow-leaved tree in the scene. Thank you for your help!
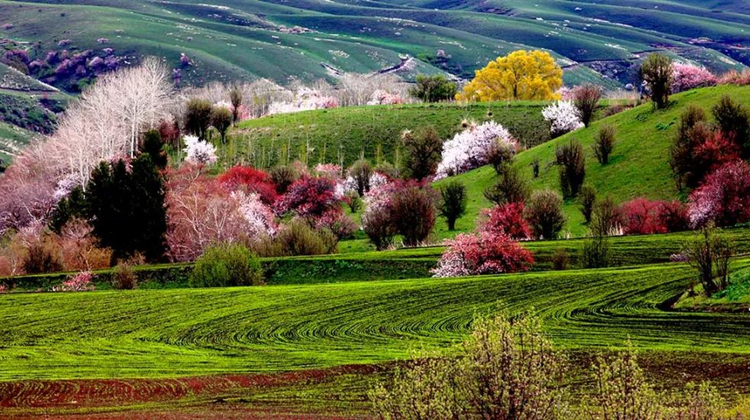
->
[457,50,563,102]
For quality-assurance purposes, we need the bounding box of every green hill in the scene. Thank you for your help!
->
[0,0,747,91]
[230,101,552,169]
[438,84,750,237]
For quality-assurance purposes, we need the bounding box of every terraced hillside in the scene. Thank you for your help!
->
[0,0,747,90]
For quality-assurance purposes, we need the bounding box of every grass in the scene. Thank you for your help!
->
[229,101,552,170]
[2,259,750,382]
[434,84,750,238]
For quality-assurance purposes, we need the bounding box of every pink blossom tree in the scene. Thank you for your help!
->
[688,160,750,228]
[672,63,717,93]
[432,232,534,278]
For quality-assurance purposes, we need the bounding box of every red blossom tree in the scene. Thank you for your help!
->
[688,160,750,228]
[275,176,342,219]
[619,198,669,235]
[217,166,279,205]
[479,203,532,240]
[432,232,534,278]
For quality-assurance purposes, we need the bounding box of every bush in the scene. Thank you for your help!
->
[344,191,362,213]
[592,125,616,165]
[573,84,602,127]
[265,219,338,257]
[682,225,733,297]
[53,271,95,292]
[641,53,673,109]
[480,202,531,240]
[581,235,611,269]
[579,185,597,224]
[531,158,540,178]
[400,127,443,181]
[111,263,138,290]
[362,204,397,251]
[543,100,584,137]
[672,63,717,93]
[391,186,437,247]
[190,243,263,288]
[408,74,457,102]
[552,248,569,271]
[436,121,517,179]
[669,106,728,190]
[483,166,529,205]
[270,166,299,195]
[712,95,750,157]
[556,140,586,198]
[660,200,691,233]
[372,313,565,418]
[487,141,517,174]
[314,210,357,240]
[590,196,622,237]
[525,189,566,240]
[438,181,467,231]
[432,232,534,277]
[347,160,373,196]
[276,176,341,218]
[23,239,63,275]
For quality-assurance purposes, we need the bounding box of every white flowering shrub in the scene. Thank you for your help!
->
[183,135,217,166]
[435,121,517,179]
[542,100,584,137]
[268,87,338,115]
[344,171,390,194]
[231,191,277,238]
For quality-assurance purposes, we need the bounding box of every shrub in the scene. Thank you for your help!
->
[183,135,217,166]
[685,227,732,297]
[718,68,750,86]
[271,219,338,256]
[344,191,362,213]
[590,196,622,237]
[581,235,611,269]
[592,125,616,165]
[480,202,531,240]
[432,232,534,277]
[362,204,397,251]
[189,243,263,288]
[217,166,279,205]
[525,189,566,240]
[22,239,63,275]
[688,160,750,228]
[531,158,540,178]
[487,141,517,174]
[579,185,597,224]
[400,127,443,181]
[347,160,373,196]
[556,140,586,198]
[391,186,437,247]
[57,219,112,271]
[552,248,569,270]
[438,181,467,231]
[372,313,565,419]
[585,346,661,419]
[112,263,137,290]
[672,63,717,93]
[436,121,517,179]
[408,74,457,103]
[314,209,357,240]
[660,200,690,233]
[573,84,602,127]
[640,53,673,109]
[543,100,584,137]
[483,166,529,205]
[53,271,95,292]
[712,95,750,156]
[270,166,299,195]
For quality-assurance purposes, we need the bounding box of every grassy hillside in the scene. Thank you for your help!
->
[0,120,34,164]
[0,0,746,90]
[436,84,750,237]
[229,101,551,169]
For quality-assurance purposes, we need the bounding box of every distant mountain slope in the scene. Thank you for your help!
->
[0,0,747,91]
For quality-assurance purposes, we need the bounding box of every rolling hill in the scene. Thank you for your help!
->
[0,0,747,92]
